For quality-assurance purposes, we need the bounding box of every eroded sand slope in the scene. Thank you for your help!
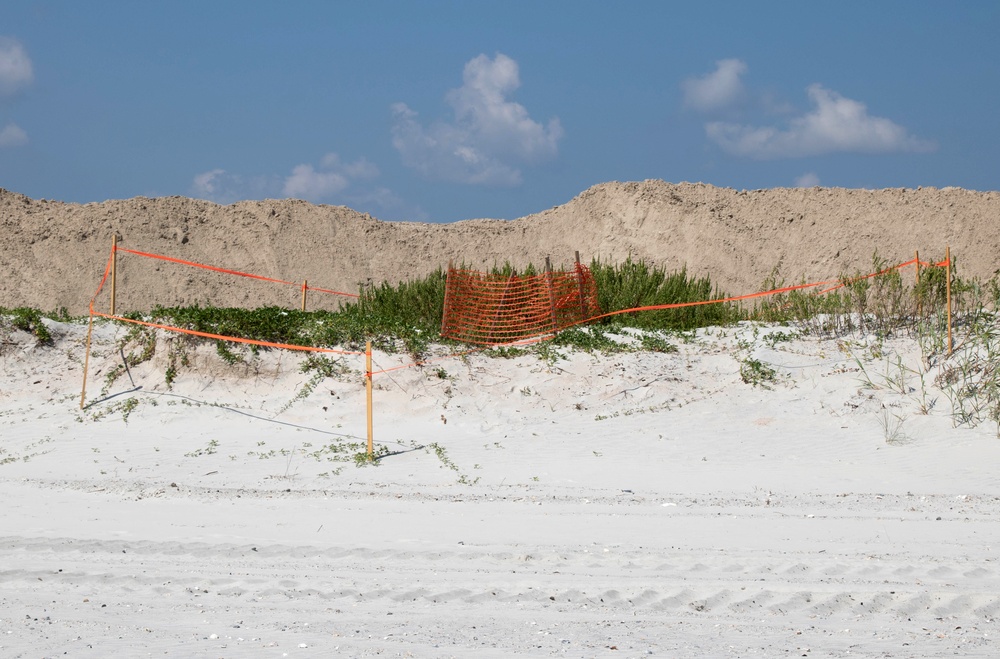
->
[2,181,998,314]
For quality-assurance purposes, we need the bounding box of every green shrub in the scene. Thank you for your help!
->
[591,258,744,331]
[0,306,54,346]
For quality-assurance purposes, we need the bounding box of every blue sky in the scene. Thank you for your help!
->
[1,1,997,222]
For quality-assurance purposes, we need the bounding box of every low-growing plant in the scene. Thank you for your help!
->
[185,438,219,457]
[0,306,54,346]
[877,407,908,445]
[639,332,678,353]
[936,309,1000,436]
[740,357,777,387]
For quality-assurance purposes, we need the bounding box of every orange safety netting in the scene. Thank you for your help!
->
[441,263,601,345]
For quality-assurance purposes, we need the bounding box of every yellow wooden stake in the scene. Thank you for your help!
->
[110,234,118,316]
[946,245,953,356]
[301,280,308,312]
[366,340,374,458]
[79,311,95,410]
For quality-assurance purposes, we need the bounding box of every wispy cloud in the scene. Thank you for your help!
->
[189,169,258,205]
[0,122,27,148]
[681,59,747,112]
[392,53,563,186]
[794,172,820,187]
[190,153,422,218]
[282,154,378,202]
[0,37,33,96]
[282,165,348,200]
[0,38,32,147]
[704,83,935,159]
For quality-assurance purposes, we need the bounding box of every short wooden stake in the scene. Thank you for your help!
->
[301,280,308,312]
[79,311,95,410]
[914,249,921,317]
[365,341,374,458]
[946,245,953,356]
[110,234,118,316]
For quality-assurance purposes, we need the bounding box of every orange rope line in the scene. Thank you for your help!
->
[91,311,365,356]
[576,257,948,326]
[89,249,114,308]
[116,246,359,298]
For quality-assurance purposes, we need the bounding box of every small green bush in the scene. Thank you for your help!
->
[0,306,54,346]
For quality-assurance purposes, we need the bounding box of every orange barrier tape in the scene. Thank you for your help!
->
[306,285,359,297]
[91,310,365,356]
[577,257,945,327]
[89,249,114,307]
[808,257,917,296]
[116,246,359,298]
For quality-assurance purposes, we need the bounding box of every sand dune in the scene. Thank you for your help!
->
[2,181,999,315]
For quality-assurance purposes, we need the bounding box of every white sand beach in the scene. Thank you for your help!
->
[2,317,998,658]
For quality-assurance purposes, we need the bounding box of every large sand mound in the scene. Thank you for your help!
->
[2,181,998,314]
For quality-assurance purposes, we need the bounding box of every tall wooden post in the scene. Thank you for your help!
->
[442,260,454,339]
[544,255,557,332]
[79,311,95,410]
[574,250,587,317]
[946,245,953,356]
[365,341,374,458]
[110,234,118,316]
[301,280,308,312]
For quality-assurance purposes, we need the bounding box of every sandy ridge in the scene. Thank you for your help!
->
[2,181,999,315]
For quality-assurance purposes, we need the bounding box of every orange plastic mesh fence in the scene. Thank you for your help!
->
[441,263,601,345]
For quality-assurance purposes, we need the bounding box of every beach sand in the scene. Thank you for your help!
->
[2,318,998,657]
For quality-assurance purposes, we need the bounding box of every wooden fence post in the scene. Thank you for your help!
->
[946,245,953,356]
[544,255,557,332]
[442,261,454,339]
[574,250,587,317]
[366,341,374,458]
[110,234,118,316]
[79,311,94,410]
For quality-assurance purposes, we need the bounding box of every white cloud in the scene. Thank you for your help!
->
[0,122,27,147]
[192,153,381,205]
[706,84,936,159]
[320,153,379,180]
[190,154,420,217]
[190,169,254,204]
[0,37,33,96]
[682,58,747,111]
[283,153,380,202]
[794,172,820,187]
[283,164,348,200]
[392,53,563,186]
